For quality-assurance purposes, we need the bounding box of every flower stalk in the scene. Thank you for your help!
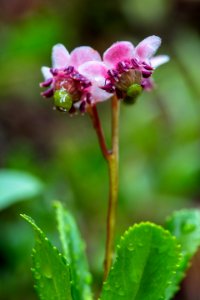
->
[104,94,120,280]
[88,95,120,280]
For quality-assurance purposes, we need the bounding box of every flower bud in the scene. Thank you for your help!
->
[124,83,142,104]
[54,88,73,112]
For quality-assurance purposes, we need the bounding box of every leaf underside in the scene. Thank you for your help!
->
[101,222,181,300]
[21,214,72,300]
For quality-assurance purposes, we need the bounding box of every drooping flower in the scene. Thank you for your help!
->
[102,36,169,103]
[40,44,111,113]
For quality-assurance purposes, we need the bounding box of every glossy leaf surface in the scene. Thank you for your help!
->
[101,222,181,300]
[55,201,92,300]
[21,214,72,300]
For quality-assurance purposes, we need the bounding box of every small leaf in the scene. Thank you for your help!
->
[100,222,181,300]
[21,214,72,300]
[165,209,200,299]
[0,169,43,210]
[54,201,92,300]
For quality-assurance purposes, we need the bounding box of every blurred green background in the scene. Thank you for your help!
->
[0,0,200,299]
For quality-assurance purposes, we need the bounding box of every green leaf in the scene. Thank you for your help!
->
[0,169,43,210]
[21,214,72,300]
[54,201,92,300]
[100,222,181,300]
[165,209,200,299]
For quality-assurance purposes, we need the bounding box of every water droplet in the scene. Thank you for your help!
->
[181,222,196,233]
[103,283,111,291]
[114,281,120,289]
[118,288,125,296]
[138,242,143,247]
[127,243,135,251]
[34,273,41,280]
[43,264,52,279]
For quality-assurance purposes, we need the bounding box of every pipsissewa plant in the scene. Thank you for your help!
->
[22,36,200,300]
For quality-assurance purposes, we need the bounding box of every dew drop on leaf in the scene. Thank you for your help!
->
[103,283,111,291]
[127,242,135,251]
[181,221,196,233]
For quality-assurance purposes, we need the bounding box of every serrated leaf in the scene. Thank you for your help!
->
[165,209,200,299]
[0,170,43,210]
[21,214,72,300]
[100,222,181,300]
[54,201,92,300]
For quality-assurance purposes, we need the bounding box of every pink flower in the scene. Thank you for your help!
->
[40,44,111,113]
[102,36,169,102]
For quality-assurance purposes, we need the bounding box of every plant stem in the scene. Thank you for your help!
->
[104,94,120,280]
[87,105,110,160]
[87,95,120,280]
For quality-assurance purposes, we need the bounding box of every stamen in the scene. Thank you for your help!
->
[131,59,139,69]
[64,66,74,74]
[80,101,86,113]
[41,87,54,98]
[108,69,120,82]
[50,68,58,76]
[143,64,153,71]
[142,70,152,78]
[40,78,53,88]
[86,93,92,104]
[117,61,130,73]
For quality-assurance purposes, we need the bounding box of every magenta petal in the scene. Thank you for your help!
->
[41,66,52,80]
[103,41,134,68]
[70,46,101,69]
[135,36,161,60]
[52,44,70,68]
[78,61,108,85]
[150,55,170,68]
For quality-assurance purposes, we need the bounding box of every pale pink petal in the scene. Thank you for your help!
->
[103,41,134,68]
[41,66,52,80]
[70,46,101,69]
[78,61,108,85]
[52,44,70,68]
[150,55,170,68]
[78,61,112,102]
[135,36,161,60]
[90,85,112,102]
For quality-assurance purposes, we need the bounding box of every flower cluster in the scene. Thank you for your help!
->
[40,36,169,113]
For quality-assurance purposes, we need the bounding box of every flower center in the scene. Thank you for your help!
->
[40,66,92,112]
[102,59,153,100]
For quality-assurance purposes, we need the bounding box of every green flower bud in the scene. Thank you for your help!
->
[124,83,142,105]
[54,89,73,111]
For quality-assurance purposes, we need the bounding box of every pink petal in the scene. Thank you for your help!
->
[150,55,170,68]
[135,36,161,60]
[52,44,70,68]
[78,61,108,85]
[70,46,101,69]
[90,85,112,102]
[103,41,134,68]
[78,61,112,102]
[41,66,52,80]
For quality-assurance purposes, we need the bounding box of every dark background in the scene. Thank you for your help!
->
[0,0,200,299]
